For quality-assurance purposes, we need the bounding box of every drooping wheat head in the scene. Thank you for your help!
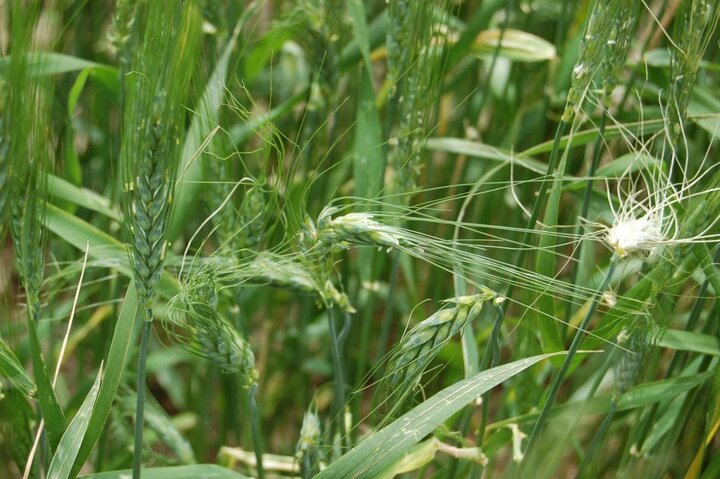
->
[166,273,258,385]
[376,289,497,419]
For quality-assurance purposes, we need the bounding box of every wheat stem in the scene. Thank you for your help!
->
[564,111,609,327]
[133,314,152,479]
[327,306,348,447]
[249,384,265,479]
[576,397,618,477]
[632,251,717,452]
[524,257,618,461]
[477,304,505,444]
[376,250,400,365]
[505,119,568,304]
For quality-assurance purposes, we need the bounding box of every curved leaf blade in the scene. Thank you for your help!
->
[78,464,251,479]
[317,352,565,479]
[47,366,103,479]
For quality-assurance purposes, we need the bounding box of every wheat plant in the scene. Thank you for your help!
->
[1,1,719,479]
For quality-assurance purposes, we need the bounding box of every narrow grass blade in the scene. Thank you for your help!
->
[532,146,569,354]
[684,365,720,479]
[78,465,251,479]
[0,337,36,397]
[26,315,67,450]
[658,330,720,356]
[519,119,666,157]
[489,369,714,433]
[46,203,128,273]
[48,175,121,221]
[425,137,546,174]
[317,352,566,479]
[71,284,139,476]
[47,366,103,479]
[46,204,178,298]
[0,52,115,77]
[352,71,383,204]
[353,69,383,283]
[347,0,373,74]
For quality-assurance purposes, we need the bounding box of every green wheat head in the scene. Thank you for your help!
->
[6,0,54,319]
[121,1,201,310]
[668,0,720,143]
[563,0,630,121]
[600,1,640,99]
[376,289,496,419]
[166,273,258,384]
[386,0,453,195]
[107,0,138,65]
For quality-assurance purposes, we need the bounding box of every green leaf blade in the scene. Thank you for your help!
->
[317,352,565,478]
[47,367,104,479]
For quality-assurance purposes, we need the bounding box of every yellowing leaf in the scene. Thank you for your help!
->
[474,29,556,63]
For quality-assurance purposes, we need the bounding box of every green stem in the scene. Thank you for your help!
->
[504,119,568,303]
[355,291,375,385]
[481,120,569,479]
[476,0,514,116]
[524,258,617,460]
[249,383,265,479]
[564,111,608,328]
[376,250,400,364]
[576,397,618,478]
[477,305,504,443]
[553,0,572,55]
[632,262,715,452]
[133,312,152,479]
[327,306,347,446]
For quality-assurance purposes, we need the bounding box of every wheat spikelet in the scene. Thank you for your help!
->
[291,0,347,98]
[314,207,402,251]
[6,0,54,319]
[293,206,405,311]
[128,95,175,308]
[241,251,321,294]
[11,172,48,320]
[236,184,270,250]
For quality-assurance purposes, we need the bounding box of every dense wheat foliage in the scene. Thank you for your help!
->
[1,1,720,478]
